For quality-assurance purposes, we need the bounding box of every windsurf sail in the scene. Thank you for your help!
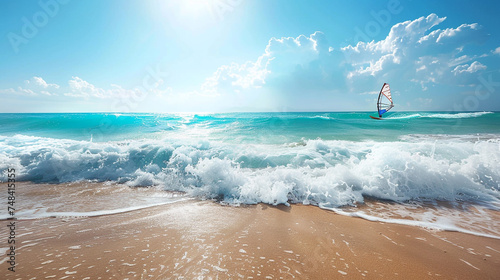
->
[377,83,394,117]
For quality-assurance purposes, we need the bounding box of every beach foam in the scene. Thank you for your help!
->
[1,134,499,209]
[0,198,189,220]
[321,205,500,239]
[1,112,499,237]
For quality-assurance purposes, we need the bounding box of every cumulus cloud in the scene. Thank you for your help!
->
[0,75,173,114]
[200,57,270,96]
[26,76,60,90]
[342,14,486,80]
[0,76,148,100]
[65,77,148,99]
[1,13,493,112]
[193,13,489,111]
[66,76,106,98]
[201,31,329,96]
[338,13,489,94]
[0,76,60,96]
[418,23,481,45]
[0,87,34,96]
[342,14,446,76]
[197,31,345,110]
[452,61,487,75]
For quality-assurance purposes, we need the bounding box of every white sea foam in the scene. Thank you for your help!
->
[321,206,500,239]
[425,112,493,119]
[1,134,499,208]
[0,197,190,220]
[1,134,499,236]
[308,115,335,120]
[387,111,493,120]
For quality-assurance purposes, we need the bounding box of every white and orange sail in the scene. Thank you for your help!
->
[377,83,394,118]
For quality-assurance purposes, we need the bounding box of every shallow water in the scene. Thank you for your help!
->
[0,112,499,237]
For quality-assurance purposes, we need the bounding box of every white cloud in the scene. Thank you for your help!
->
[419,23,480,44]
[1,76,171,112]
[201,31,329,96]
[343,14,446,69]
[359,90,379,95]
[452,61,487,75]
[201,57,270,96]
[0,88,16,95]
[169,14,490,111]
[16,87,36,96]
[197,31,343,110]
[0,14,493,112]
[416,65,427,72]
[341,13,488,89]
[66,76,105,98]
[26,76,60,89]
[347,53,397,78]
[65,76,146,99]
[0,76,60,96]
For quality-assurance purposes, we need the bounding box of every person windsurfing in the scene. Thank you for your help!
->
[370,83,394,119]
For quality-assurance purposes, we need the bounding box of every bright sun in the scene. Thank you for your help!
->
[179,0,215,17]
[151,0,242,34]
[178,0,242,21]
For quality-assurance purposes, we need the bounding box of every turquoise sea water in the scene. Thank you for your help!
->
[0,111,499,143]
[1,111,500,236]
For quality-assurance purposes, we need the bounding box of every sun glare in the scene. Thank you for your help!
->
[151,0,230,33]
[179,0,212,16]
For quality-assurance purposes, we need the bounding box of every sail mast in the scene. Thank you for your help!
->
[376,83,394,118]
[377,83,386,117]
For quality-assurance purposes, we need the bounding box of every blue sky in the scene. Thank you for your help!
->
[1,0,499,113]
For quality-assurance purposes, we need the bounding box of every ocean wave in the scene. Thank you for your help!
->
[425,112,494,118]
[387,111,493,120]
[1,135,499,209]
[308,115,335,120]
[0,197,190,220]
[400,134,500,142]
[321,206,500,239]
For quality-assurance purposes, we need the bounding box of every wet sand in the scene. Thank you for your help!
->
[1,194,500,279]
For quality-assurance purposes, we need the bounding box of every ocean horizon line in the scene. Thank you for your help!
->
[0,110,497,115]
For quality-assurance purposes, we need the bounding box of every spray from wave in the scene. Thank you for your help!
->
[1,112,499,237]
[1,134,499,208]
[386,111,493,120]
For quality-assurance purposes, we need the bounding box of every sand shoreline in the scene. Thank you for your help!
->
[1,196,500,279]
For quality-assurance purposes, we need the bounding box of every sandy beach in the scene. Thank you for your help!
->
[1,183,500,279]
[3,0,500,278]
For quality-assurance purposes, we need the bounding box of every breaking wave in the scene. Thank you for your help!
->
[1,134,499,208]
[386,111,493,120]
